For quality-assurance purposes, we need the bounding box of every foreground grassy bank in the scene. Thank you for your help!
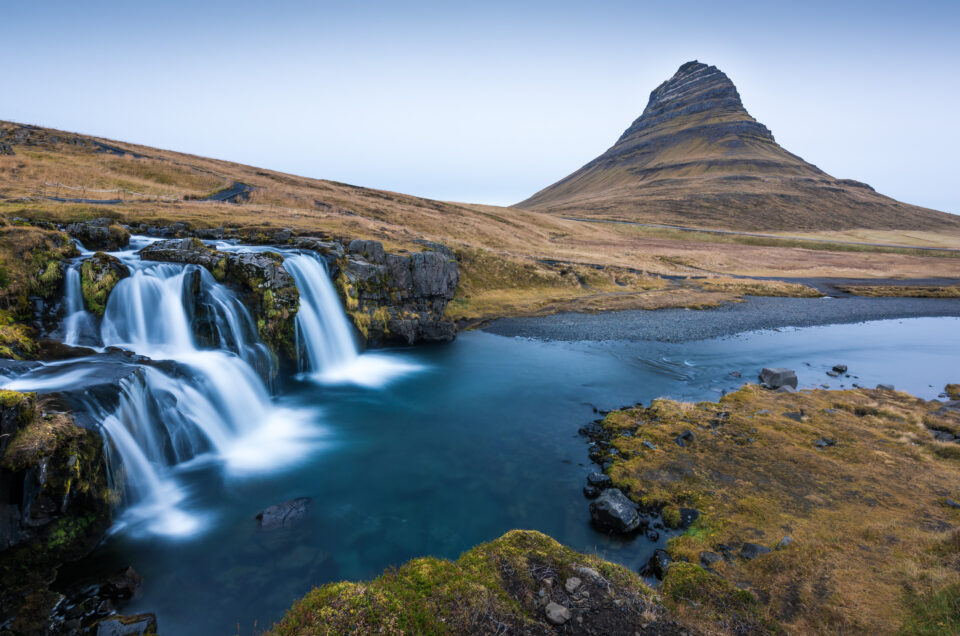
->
[268,385,960,635]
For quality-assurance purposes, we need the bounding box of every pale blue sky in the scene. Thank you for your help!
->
[3,1,958,212]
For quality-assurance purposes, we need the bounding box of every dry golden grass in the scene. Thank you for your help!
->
[698,276,822,297]
[836,285,960,298]
[599,385,960,634]
[3,120,960,321]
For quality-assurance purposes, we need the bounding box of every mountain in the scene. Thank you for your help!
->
[516,61,960,231]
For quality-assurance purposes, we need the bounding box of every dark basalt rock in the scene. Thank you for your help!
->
[65,218,130,251]
[256,497,312,530]
[589,488,642,534]
[759,367,798,390]
[334,239,459,347]
[586,472,612,489]
[642,549,673,579]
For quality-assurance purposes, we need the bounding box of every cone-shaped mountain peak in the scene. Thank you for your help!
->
[516,61,959,231]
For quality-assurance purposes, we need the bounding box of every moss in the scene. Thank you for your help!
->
[36,260,63,297]
[594,385,960,634]
[268,530,657,636]
[212,257,227,281]
[0,311,37,359]
[80,252,128,316]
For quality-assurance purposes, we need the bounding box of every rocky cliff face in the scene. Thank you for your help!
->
[331,239,459,346]
[517,61,960,231]
[0,390,112,630]
[138,238,300,360]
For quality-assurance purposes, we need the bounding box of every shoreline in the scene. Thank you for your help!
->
[483,295,960,342]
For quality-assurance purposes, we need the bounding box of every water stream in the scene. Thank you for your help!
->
[1,237,958,634]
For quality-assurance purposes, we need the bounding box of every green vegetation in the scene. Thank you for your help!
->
[268,529,667,636]
[593,384,960,634]
[79,252,128,315]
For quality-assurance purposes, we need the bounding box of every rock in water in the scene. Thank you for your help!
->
[589,489,642,533]
[66,218,131,251]
[80,252,130,316]
[256,497,312,530]
[759,367,798,390]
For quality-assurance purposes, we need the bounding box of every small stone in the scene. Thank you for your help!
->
[642,440,657,450]
[945,499,960,509]
[783,412,804,423]
[674,430,695,447]
[826,370,840,378]
[814,437,836,449]
[777,536,793,550]
[730,371,742,378]
[699,551,722,567]
[564,577,581,593]
[877,384,895,391]
[740,542,772,560]
[755,409,771,415]
[586,472,613,489]
[832,364,848,374]
[544,602,571,625]
[583,485,601,499]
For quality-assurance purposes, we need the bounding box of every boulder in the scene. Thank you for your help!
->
[876,383,895,391]
[589,489,642,533]
[832,364,848,374]
[699,551,722,567]
[256,497,312,530]
[674,430,695,447]
[776,536,793,550]
[586,472,612,489]
[80,252,130,316]
[65,218,130,251]
[564,577,581,593]
[759,367,798,390]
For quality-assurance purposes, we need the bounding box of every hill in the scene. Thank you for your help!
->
[516,61,960,232]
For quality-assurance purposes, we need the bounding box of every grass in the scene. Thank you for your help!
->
[267,529,666,636]
[593,384,960,634]
[697,276,821,297]
[836,284,960,298]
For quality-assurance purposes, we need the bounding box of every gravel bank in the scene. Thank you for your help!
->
[484,296,960,342]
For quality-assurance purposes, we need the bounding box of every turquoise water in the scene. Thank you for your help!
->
[67,316,960,634]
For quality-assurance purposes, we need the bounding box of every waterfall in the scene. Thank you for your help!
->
[89,260,312,535]
[282,252,420,387]
[283,254,358,372]
[62,265,97,346]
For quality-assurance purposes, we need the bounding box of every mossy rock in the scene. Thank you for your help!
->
[80,252,130,316]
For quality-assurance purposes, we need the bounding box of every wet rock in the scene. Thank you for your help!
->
[589,489,642,533]
[674,430,695,447]
[80,252,130,316]
[544,601,571,625]
[644,549,673,579]
[826,370,840,378]
[582,485,601,499]
[945,499,960,509]
[876,383,895,391]
[100,566,143,600]
[586,472,612,489]
[65,218,131,251]
[832,364,848,374]
[759,367,798,390]
[256,497,312,530]
[646,529,660,542]
[740,542,772,560]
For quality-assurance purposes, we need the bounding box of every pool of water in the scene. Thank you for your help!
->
[63,316,960,634]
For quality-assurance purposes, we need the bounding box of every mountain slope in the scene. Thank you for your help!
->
[516,61,960,231]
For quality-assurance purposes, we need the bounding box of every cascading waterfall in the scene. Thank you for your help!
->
[62,265,96,346]
[283,252,420,387]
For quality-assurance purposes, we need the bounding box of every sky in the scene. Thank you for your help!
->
[3,1,959,212]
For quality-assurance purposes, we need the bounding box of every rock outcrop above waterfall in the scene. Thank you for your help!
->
[80,252,129,316]
[138,238,300,359]
[333,239,459,346]
[64,218,130,251]
[0,390,112,631]
[516,61,960,231]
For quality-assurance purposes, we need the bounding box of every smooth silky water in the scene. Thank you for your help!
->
[3,238,958,634]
